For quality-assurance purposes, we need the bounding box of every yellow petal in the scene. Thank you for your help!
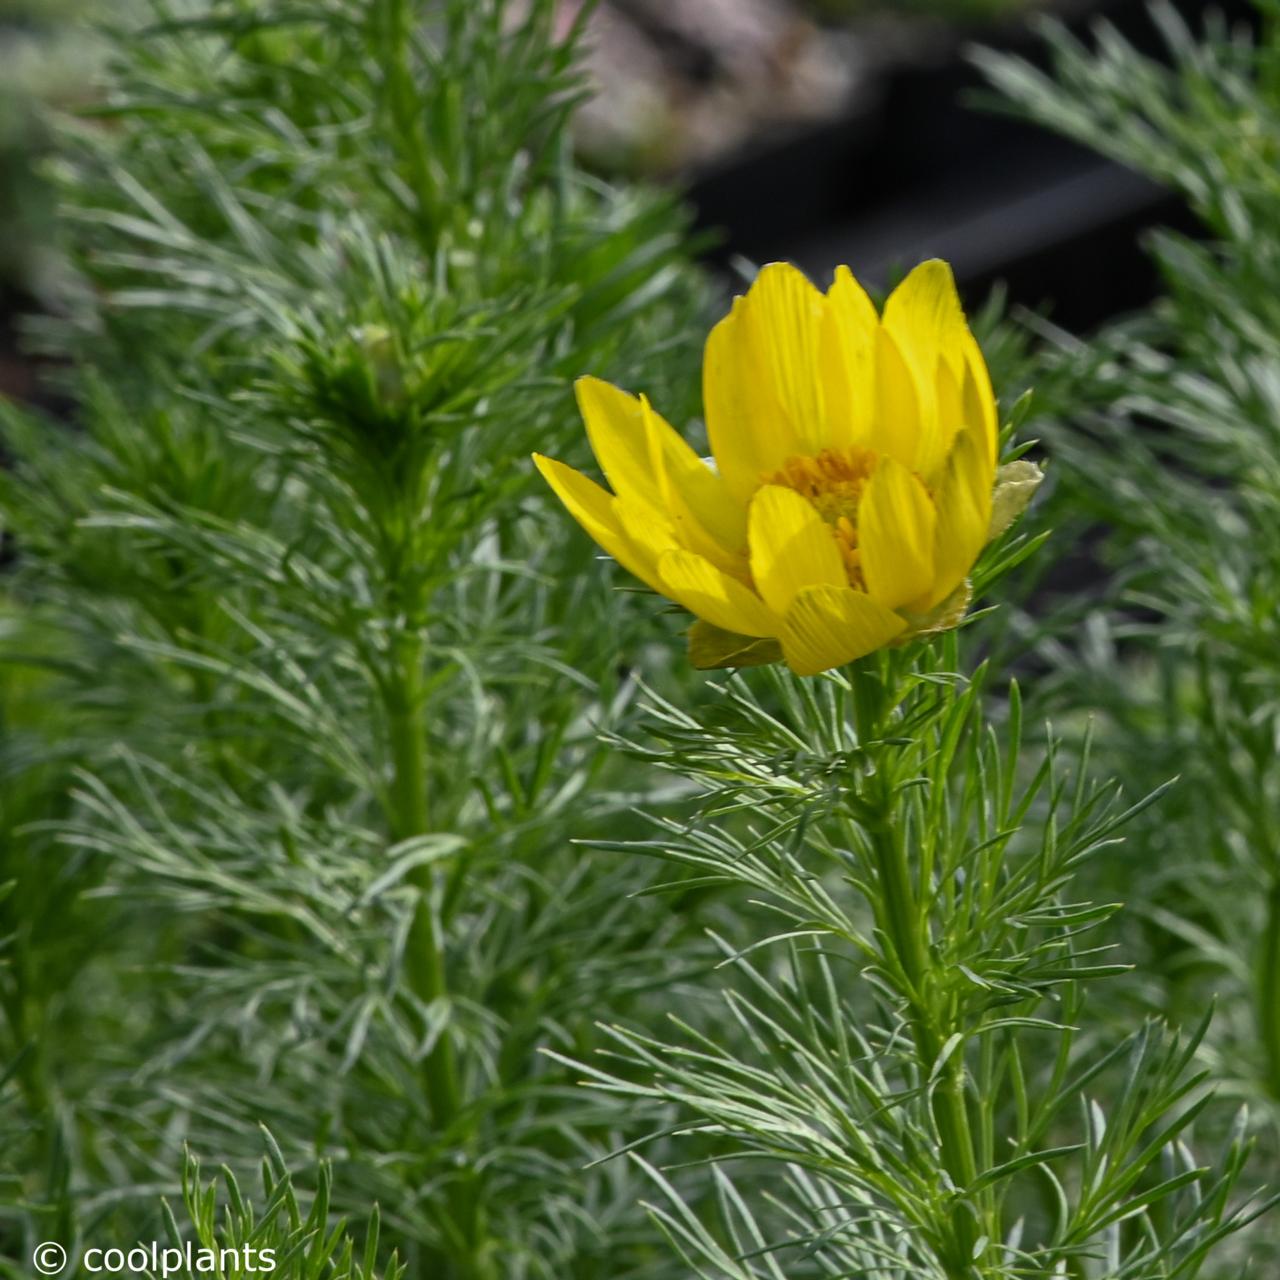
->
[821,265,879,450]
[532,454,663,593]
[748,484,846,617]
[882,260,967,375]
[640,395,747,576]
[927,430,992,609]
[882,260,972,476]
[574,376,665,511]
[858,456,937,611]
[935,358,965,447]
[703,263,827,502]
[657,550,778,638]
[572,377,748,578]
[961,334,999,468]
[742,262,829,455]
[780,584,906,676]
[616,495,680,572]
[704,300,791,504]
[870,326,926,471]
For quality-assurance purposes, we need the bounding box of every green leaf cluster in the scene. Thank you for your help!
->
[0,2,719,1277]
[565,640,1266,1278]
[974,0,1280,1267]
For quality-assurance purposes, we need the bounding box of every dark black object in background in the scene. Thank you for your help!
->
[687,0,1258,329]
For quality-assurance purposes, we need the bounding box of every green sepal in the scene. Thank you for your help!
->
[688,621,783,670]
[989,460,1044,540]
[899,580,973,641]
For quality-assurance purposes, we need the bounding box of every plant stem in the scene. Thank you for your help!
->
[386,625,461,1125]
[865,780,982,1279]
[374,0,439,245]
[384,624,495,1280]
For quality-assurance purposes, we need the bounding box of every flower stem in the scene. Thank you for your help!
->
[865,798,982,1279]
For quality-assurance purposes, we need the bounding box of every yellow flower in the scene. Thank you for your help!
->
[534,260,1038,676]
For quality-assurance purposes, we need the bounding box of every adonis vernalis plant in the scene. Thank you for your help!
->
[537,258,1268,1278]
[536,260,1041,674]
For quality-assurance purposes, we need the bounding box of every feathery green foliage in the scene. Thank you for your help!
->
[972,0,1280,1267]
[1,2,718,1277]
[172,1136,405,1280]
[552,567,1269,1275]
[976,0,1280,1107]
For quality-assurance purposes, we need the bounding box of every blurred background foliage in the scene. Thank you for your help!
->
[3,0,1280,1278]
[0,0,98,299]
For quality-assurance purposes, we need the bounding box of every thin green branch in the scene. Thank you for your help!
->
[385,624,461,1124]
[863,773,984,1279]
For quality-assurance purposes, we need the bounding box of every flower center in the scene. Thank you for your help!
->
[762,447,877,586]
